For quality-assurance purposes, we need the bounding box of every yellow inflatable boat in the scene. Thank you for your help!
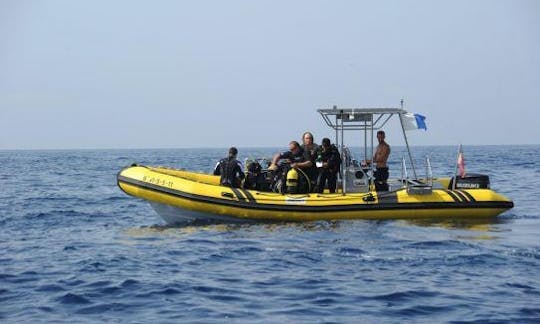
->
[117,105,513,225]
[117,165,513,224]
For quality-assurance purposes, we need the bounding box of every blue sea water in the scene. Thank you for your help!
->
[1,145,539,323]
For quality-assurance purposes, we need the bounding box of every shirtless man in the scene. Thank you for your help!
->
[370,130,390,191]
[373,130,390,168]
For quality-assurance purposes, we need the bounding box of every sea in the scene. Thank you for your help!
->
[1,145,539,323]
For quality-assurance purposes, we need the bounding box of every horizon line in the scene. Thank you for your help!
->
[1,143,538,151]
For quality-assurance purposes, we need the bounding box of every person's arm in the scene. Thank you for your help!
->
[213,161,221,175]
[269,152,284,170]
[292,149,314,169]
[236,161,245,180]
[292,160,313,169]
[271,153,281,166]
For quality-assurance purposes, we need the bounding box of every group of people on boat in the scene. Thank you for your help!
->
[265,132,342,194]
[214,130,391,193]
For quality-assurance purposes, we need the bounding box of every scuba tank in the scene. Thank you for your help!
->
[286,168,299,194]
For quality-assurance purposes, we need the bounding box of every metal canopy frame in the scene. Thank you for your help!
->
[317,103,418,194]
[318,107,404,131]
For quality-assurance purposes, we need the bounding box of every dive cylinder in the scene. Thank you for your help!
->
[286,168,299,194]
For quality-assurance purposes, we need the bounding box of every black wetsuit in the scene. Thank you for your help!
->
[213,157,245,188]
[301,144,319,187]
[316,145,341,193]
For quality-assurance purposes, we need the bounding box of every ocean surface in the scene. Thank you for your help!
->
[1,145,539,323]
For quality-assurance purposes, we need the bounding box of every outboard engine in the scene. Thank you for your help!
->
[449,173,490,189]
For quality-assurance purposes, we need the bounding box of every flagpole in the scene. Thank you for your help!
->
[399,112,418,179]
[452,144,462,190]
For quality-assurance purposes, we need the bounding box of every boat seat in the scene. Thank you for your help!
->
[406,179,433,195]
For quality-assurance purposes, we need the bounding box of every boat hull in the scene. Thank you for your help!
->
[117,165,514,224]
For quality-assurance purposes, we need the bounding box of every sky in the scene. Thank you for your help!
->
[1,0,539,149]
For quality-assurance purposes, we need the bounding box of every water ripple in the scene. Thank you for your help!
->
[57,293,91,305]
[1,147,539,322]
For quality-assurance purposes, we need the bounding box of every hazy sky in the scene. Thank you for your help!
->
[1,0,539,149]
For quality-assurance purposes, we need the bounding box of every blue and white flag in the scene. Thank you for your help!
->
[402,113,427,131]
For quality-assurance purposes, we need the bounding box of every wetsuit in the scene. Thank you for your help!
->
[316,145,341,193]
[213,157,245,188]
[301,143,319,188]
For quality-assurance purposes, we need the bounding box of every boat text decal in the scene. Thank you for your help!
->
[285,197,307,205]
[142,175,174,188]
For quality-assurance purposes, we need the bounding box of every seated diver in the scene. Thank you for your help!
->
[268,141,312,194]
[213,147,245,188]
[243,160,269,191]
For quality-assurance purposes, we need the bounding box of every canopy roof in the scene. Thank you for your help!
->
[317,107,407,131]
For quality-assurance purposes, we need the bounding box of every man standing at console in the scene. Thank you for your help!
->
[371,130,391,191]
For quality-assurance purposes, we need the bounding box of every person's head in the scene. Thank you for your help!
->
[302,131,314,146]
[288,141,301,154]
[228,147,238,158]
[377,130,386,143]
[321,138,331,150]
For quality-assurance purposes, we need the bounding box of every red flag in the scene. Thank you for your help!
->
[457,152,465,178]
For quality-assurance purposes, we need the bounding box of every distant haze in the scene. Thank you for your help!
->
[1,0,539,149]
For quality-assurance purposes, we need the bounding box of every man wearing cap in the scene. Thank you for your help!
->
[213,147,245,188]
